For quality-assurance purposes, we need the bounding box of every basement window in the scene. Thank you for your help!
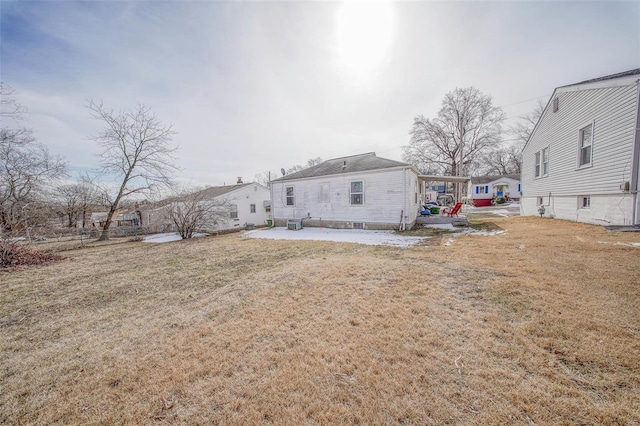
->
[580,196,591,209]
[352,222,365,229]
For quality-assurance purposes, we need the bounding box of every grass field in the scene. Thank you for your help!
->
[1,216,639,424]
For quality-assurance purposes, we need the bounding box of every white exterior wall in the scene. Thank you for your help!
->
[271,167,420,228]
[215,183,271,231]
[468,177,521,201]
[521,81,639,225]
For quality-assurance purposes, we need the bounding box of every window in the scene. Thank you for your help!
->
[230,204,238,219]
[535,148,549,178]
[350,180,364,205]
[552,97,559,113]
[475,185,488,194]
[580,196,591,208]
[537,196,544,206]
[250,204,256,213]
[318,183,330,203]
[286,186,294,206]
[579,124,593,166]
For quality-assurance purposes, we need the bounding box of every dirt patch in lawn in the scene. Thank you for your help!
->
[1,216,639,424]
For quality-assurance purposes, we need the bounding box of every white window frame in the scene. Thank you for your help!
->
[537,196,544,206]
[534,147,549,178]
[578,122,594,168]
[350,180,364,205]
[478,185,487,194]
[285,186,295,206]
[250,204,256,213]
[230,204,238,219]
[580,196,591,209]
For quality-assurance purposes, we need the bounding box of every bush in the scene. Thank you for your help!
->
[0,240,63,270]
[495,197,506,204]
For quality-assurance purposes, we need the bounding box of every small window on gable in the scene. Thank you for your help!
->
[552,97,559,113]
[579,123,593,167]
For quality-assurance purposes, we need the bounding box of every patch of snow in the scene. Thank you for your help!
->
[244,227,427,247]
[422,223,506,236]
[631,242,640,247]
[142,232,208,243]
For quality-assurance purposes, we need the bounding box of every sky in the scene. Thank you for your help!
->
[1,0,639,187]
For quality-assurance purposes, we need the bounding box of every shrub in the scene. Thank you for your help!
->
[495,197,506,204]
[0,240,63,270]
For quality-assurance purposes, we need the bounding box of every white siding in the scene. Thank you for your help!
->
[521,83,638,225]
[468,177,521,201]
[271,167,419,228]
[215,183,271,231]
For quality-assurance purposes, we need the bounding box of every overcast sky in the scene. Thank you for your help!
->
[2,1,638,186]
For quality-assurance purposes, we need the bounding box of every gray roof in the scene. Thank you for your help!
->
[272,152,410,182]
[470,174,520,184]
[195,183,254,198]
[560,68,640,88]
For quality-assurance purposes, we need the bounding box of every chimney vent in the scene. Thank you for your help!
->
[237,177,243,184]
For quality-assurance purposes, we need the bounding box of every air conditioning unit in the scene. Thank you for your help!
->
[287,220,302,231]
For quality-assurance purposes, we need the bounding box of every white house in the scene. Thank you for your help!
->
[140,182,271,232]
[270,153,422,230]
[521,68,640,226]
[468,174,520,207]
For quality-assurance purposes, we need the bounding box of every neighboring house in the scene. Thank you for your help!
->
[270,152,422,230]
[140,182,271,232]
[521,68,640,226]
[468,174,521,207]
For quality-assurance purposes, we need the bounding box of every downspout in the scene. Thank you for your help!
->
[631,79,640,225]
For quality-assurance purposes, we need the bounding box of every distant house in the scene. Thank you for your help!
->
[521,68,640,226]
[270,152,422,230]
[141,182,271,232]
[468,174,521,207]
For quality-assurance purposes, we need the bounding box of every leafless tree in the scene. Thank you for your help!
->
[51,177,102,228]
[88,100,179,240]
[0,83,27,121]
[1,128,67,234]
[254,170,279,187]
[286,157,323,174]
[166,186,231,239]
[402,87,505,178]
[480,100,545,176]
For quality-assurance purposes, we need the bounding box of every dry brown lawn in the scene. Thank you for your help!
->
[1,217,639,424]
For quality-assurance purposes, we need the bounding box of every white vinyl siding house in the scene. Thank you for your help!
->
[271,153,421,230]
[467,174,521,207]
[521,69,640,226]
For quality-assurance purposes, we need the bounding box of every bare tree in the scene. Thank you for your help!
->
[254,170,279,187]
[286,157,323,174]
[88,100,179,240]
[0,128,67,234]
[402,87,505,178]
[166,187,231,239]
[0,83,27,121]
[51,177,101,228]
[479,100,545,176]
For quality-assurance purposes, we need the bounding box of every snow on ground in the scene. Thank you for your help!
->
[142,232,208,243]
[244,227,428,247]
[423,223,506,236]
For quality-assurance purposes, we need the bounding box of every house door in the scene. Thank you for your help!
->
[496,185,505,197]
